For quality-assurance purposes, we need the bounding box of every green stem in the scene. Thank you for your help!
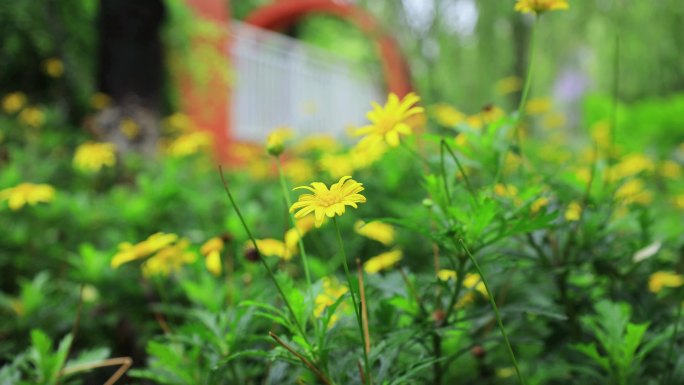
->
[515,15,539,159]
[458,239,526,385]
[663,301,682,385]
[439,139,452,206]
[275,159,316,331]
[400,140,431,168]
[441,139,478,207]
[218,166,309,343]
[333,218,371,384]
[443,257,467,324]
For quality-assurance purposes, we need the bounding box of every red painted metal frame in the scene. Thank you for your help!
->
[245,0,412,97]
[182,0,232,162]
[181,0,412,162]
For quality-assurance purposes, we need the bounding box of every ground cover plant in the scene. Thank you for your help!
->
[1,1,684,384]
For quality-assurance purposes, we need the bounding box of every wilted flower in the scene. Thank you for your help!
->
[648,271,684,293]
[355,220,396,246]
[290,176,366,228]
[0,183,55,211]
[355,93,423,147]
[514,0,569,14]
[73,142,116,173]
[2,92,26,114]
[364,249,403,274]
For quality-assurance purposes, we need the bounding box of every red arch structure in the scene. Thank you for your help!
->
[245,0,412,97]
[182,0,412,161]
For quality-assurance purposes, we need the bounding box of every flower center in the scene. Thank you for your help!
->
[319,192,341,207]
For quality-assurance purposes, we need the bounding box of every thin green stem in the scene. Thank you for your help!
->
[333,218,371,384]
[443,257,467,324]
[275,158,316,333]
[218,166,309,342]
[441,139,479,207]
[458,239,526,385]
[515,15,539,159]
[400,140,431,168]
[663,301,682,385]
[439,140,452,206]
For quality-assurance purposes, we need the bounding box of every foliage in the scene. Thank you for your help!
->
[2,2,684,385]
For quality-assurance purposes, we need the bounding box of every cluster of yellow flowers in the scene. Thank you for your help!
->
[0,183,55,211]
[73,142,117,173]
[437,270,489,307]
[166,131,213,158]
[314,277,349,327]
[111,232,223,277]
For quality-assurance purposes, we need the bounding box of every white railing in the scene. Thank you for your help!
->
[229,21,384,142]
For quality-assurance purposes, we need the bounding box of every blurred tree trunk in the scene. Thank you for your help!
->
[94,0,166,156]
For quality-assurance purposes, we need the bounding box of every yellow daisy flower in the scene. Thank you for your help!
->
[73,142,116,173]
[355,92,423,147]
[432,103,465,127]
[364,249,403,274]
[201,237,224,276]
[290,176,366,228]
[649,271,684,293]
[43,58,64,78]
[111,232,179,268]
[354,220,396,246]
[0,183,55,211]
[167,131,212,157]
[514,0,569,14]
[142,239,197,277]
[249,238,294,261]
[565,201,582,221]
[19,107,45,128]
[314,277,349,327]
[2,92,26,114]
